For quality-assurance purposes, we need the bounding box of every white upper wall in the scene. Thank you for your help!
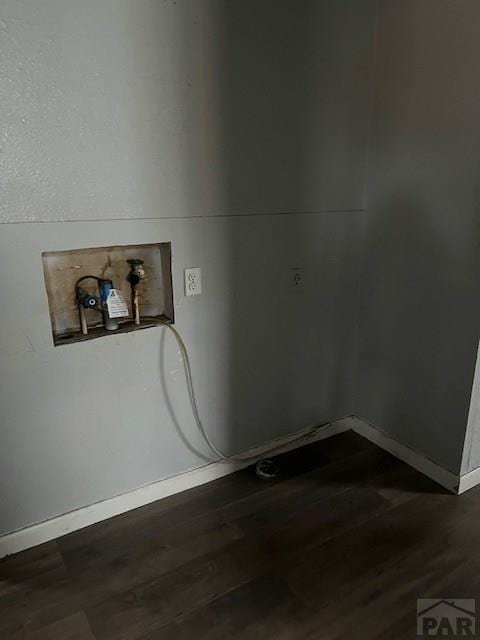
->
[0,0,374,223]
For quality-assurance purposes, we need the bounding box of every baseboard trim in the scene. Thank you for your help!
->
[5,414,475,559]
[350,416,460,494]
[458,467,480,495]
[0,418,350,559]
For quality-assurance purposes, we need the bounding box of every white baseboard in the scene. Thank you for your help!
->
[0,418,350,559]
[458,466,480,494]
[6,414,477,559]
[350,416,460,494]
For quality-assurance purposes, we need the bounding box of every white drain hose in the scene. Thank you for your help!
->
[161,322,329,464]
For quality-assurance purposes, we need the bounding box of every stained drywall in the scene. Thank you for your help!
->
[0,0,375,534]
[0,0,374,223]
[357,0,480,474]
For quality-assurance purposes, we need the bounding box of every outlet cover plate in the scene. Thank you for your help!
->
[185,267,202,296]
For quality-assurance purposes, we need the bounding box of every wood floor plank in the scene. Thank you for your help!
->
[0,542,64,582]
[59,431,371,556]
[86,536,271,640]
[291,486,480,640]
[1,431,477,640]
[219,445,393,529]
[230,449,394,537]
[84,442,398,639]
[14,611,96,640]
[281,486,480,615]
[137,574,306,640]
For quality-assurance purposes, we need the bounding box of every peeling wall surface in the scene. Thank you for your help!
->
[357,0,480,474]
[0,0,375,534]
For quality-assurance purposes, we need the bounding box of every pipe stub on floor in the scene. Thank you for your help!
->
[255,458,279,479]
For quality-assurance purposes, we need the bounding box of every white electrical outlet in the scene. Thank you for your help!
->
[185,267,202,296]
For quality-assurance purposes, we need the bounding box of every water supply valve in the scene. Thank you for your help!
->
[127,259,145,285]
[77,288,100,311]
[127,258,145,325]
[75,275,120,335]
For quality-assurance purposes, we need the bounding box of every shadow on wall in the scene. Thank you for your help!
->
[148,0,373,458]
[358,188,478,473]
[222,1,362,452]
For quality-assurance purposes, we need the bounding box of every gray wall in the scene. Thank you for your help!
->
[0,0,375,534]
[357,0,480,474]
[462,345,480,474]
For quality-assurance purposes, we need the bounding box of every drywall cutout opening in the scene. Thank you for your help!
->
[42,243,174,346]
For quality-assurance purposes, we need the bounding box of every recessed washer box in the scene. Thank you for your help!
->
[42,242,174,346]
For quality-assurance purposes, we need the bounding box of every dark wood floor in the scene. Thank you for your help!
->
[2,431,479,639]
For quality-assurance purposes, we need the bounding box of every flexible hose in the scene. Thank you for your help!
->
[160,321,330,464]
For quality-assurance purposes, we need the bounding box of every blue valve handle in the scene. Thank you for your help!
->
[77,287,100,310]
